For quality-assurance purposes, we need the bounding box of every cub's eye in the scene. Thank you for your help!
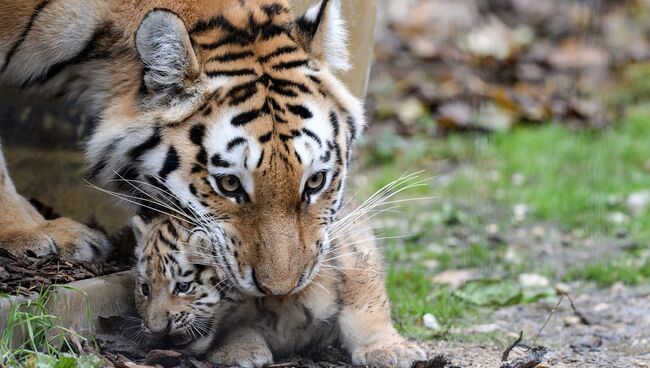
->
[217,175,242,194]
[305,172,326,195]
[175,281,191,293]
[141,283,150,296]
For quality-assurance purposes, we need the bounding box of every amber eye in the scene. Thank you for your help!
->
[175,281,191,293]
[305,172,326,194]
[217,175,242,194]
[141,283,150,296]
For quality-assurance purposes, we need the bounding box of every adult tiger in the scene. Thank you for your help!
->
[0,0,364,296]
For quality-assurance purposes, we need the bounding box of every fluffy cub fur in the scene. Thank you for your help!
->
[133,214,426,368]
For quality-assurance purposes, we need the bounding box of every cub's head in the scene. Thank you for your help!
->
[90,0,364,296]
[132,215,242,354]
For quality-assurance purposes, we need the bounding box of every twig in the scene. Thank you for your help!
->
[502,331,523,362]
[565,293,591,325]
[533,294,564,345]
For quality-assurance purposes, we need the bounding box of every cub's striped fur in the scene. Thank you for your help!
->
[134,206,427,368]
[131,215,249,356]
[0,0,364,295]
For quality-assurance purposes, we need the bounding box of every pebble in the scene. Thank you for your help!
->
[531,226,546,239]
[431,269,476,289]
[519,273,550,288]
[593,302,609,312]
[555,282,571,295]
[535,364,550,368]
[513,204,530,222]
[626,190,650,215]
[563,316,581,326]
[423,313,441,330]
[486,223,499,234]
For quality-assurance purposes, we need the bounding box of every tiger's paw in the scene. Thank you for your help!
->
[209,345,273,368]
[352,338,427,368]
[0,217,111,262]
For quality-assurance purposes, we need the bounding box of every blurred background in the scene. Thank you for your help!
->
[1,0,649,365]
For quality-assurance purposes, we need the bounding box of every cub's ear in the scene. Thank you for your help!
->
[135,9,200,102]
[294,0,350,71]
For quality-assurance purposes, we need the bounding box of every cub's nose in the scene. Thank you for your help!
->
[252,268,300,296]
[146,318,171,335]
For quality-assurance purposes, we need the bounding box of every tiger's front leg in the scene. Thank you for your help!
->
[335,234,426,368]
[0,143,111,262]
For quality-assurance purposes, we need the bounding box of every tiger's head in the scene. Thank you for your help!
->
[89,0,364,296]
[131,215,243,354]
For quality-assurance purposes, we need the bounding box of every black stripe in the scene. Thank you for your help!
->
[272,59,309,70]
[226,137,247,152]
[1,0,50,73]
[258,46,298,63]
[301,128,322,147]
[207,50,254,63]
[346,116,358,141]
[190,15,238,34]
[129,128,161,160]
[256,149,265,168]
[258,132,273,143]
[206,68,257,78]
[287,104,313,119]
[189,124,206,145]
[88,137,122,179]
[158,146,180,180]
[232,109,264,126]
[227,81,258,106]
[211,154,232,168]
[329,112,340,138]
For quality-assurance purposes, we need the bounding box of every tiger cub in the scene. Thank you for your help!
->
[133,214,426,368]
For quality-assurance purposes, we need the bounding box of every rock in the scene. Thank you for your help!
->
[486,223,499,235]
[519,273,550,288]
[531,226,546,239]
[145,350,182,368]
[563,315,581,326]
[608,212,629,225]
[423,313,441,330]
[396,97,427,125]
[554,283,571,295]
[593,303,609,312]
[626,191,650,216]
[513,204,530,222]
[431,269,476,289]
[464,323,501,334]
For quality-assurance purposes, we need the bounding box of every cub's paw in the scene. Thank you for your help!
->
[352,339,427,368]
[209,343,273,368]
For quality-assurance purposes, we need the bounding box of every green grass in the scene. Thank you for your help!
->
[360,107,650,338]
[563,257,650,287]
[0,286,102,368]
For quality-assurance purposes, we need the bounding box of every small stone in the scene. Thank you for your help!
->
[608,212,629,225]
[513,204,530,222]
[535,364,551,368]
[519,273,550,288]
[396,97,426,125]
[636,361,649,368]
[626,191,650,216]
[563,316,581,326]
[512,173,526,186]
[593,303,609,312]
[431,269,476,289]
[486,223,499,235]
[423,313,441,331]
[555,283,571,295]
[465,323,501,334]
[531,226,545,239]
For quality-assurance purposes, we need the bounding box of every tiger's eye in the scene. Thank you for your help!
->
[176,282,191,293]
[218,175,241,193]
[141,283,150,296]
[306,172,325,190]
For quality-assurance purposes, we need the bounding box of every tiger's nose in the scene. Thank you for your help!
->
[252,268,301,296]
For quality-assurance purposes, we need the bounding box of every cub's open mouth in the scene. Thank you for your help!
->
[169,334,195,349]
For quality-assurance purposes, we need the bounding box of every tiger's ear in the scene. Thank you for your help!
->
[294,0,350,71]
[135,10,200,101]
